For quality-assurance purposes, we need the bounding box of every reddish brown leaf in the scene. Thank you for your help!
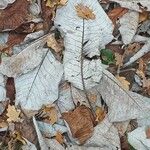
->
[6,78,16,104]
[41,0,53,32]
[108,7,128,25]
[62,105,95,144]
[0,0,30,31]
[146,127,150,139]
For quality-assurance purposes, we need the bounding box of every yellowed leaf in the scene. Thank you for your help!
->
[55,132,64,144]
[44,0,67,8]
[88,93,97,103]
[6,105,21,122]
[116,76,130,90]
[95,106,106,123]
[75,4,95,20]
[43,105,58,125]
[115,53,123,66]
[47,34,63,53]
[139,11,149,23]
[13,131,26,145]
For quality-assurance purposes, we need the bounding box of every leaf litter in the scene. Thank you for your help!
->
[0,0,150,149]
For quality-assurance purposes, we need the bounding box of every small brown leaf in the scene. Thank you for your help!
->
[0,0,30,31]
[6,105,21,122]
[47,34,63,53]
[62,105,95,144]
[115,53,123,66]
[146,127,150,139]
[139,11,149,23]
[108,7,128,25]
[75,4,95,20]
[95,107,106,123]
[55,132,64,144]
[116,76,130,90]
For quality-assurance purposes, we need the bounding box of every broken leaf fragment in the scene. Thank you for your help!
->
[116,76,130,90]
[54,132,64,144]
[6,105,21,122]
[45,0,67,8]
[75,4,96,20]
[95,106,106,123]
[62,105,95,144]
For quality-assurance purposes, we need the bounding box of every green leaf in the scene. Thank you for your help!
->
[100,49,115,65]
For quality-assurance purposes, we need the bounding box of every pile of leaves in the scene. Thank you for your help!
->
[0,0,150,149]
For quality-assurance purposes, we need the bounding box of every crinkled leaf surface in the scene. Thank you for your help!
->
[54,0,113,90]
[0,74,6,101]
[15,50,63,110]
[0,0,16,9]
[97,70,150,122]
[0,34,49,77]
[110,0,150,12]
[119,10,139,45]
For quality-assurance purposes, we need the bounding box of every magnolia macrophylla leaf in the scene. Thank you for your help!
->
[0,34,50,77]
[0,74,6,101]
[110,0,150,12]
[0,0,16,9]
[97,70,150,122]
[15,50,63,110]
[119,10,139,45]
[6,105,21,122]
[55,0,113,90]
[128,127,150,150]
[84,117,120,149]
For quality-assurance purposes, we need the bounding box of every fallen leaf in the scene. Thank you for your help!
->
[45,0,67,8]
[54,132,64,144]
[0,0,30,31]
[88,93,97,103]
[146,127,150,139]
[6,105,21,122]
[75,3,96,20]
[108,7,128,24]
[6,77,16,103]
[95,107,106,123]
[47,34,63,53]
[62,105,95,144]
[139,11,149,22]
[43,106,58,125]
[12,131,26,145]
[115,53,123,66]
[116,76,130,90]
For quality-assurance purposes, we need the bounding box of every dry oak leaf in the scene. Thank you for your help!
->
[108,7,128,24]
[6,105,21,122]
[116,76,130,90]
[62,105,95,144]
[54,131,64,144]
[115,53,123,66]
[75,4,96,20]
[47,34,63,53]
[43,105,58,125]
[95,106,106,123]
[0,0,30,31]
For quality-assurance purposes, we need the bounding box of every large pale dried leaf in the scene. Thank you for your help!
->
[0,0,30,31]
[62,105,95,144]
[84,117,120,149]
[0,74,6,101]
[110,0,150,12]
[0,0,16,9]
[6,105,21,122]
[55,0,113,90]
[128,127,150,150]
[97,70,150,122]
[119,10,139,45]
[0,34,50,77]
[15,50,63,110]
[75,3,95,20]
[57,83,75,113]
